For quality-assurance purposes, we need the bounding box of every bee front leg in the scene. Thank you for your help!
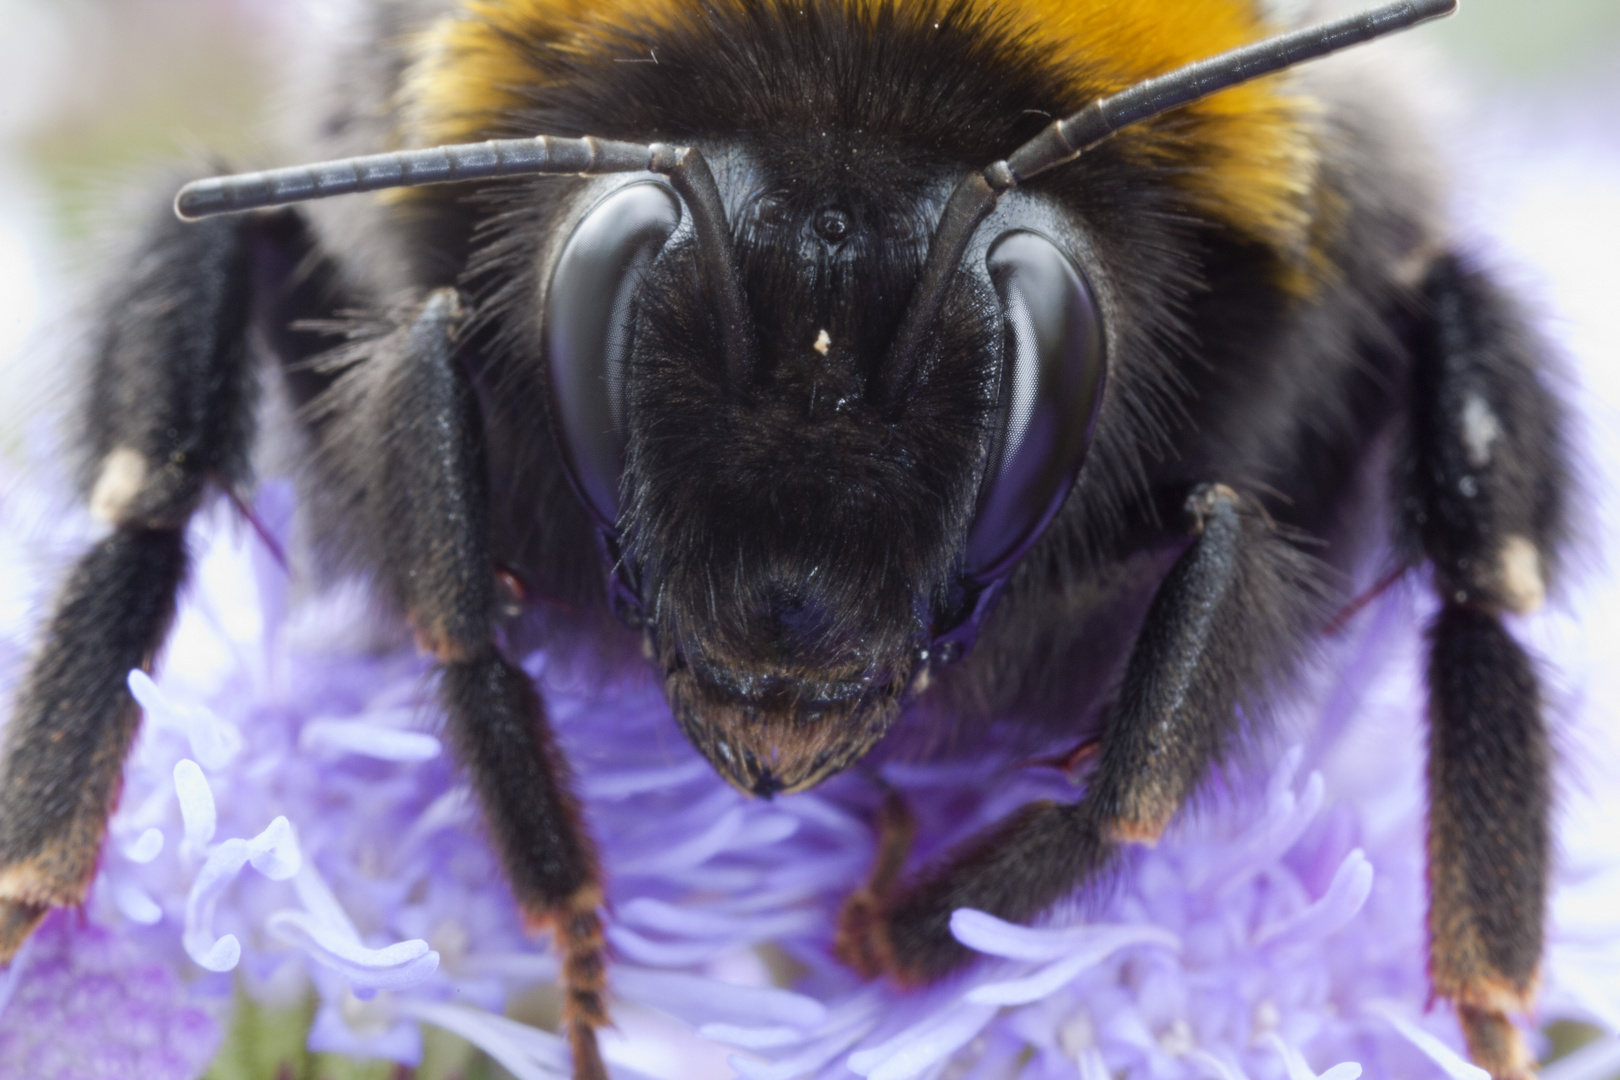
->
[320,289,606,1080]
[839,484,1323,983]
[1403,254,1569,1080]
[0,202,261,958]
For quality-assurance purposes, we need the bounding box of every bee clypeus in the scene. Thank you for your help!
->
[0,1,1566,1078]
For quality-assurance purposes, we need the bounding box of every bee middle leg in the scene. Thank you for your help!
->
[319,289,606,1080]
[838,484,1322,982]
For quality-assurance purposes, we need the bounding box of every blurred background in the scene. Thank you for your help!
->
[0,2,1615,1079]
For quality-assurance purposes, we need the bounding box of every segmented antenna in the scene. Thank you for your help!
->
[176,137,753,387]
[880,0,1458,408]
[173,136,680,220]
[1009,0,1459,182]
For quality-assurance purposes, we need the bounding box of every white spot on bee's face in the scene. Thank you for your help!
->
[90,446,147,524]
[1498,534,1545,613]
[1461,393,1502,468]
[813,328,831,356]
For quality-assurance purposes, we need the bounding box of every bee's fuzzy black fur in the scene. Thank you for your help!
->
[430,0,1316,723]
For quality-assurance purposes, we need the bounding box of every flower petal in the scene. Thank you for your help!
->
[1263,1033,1361,1080]
[1188,1048,1250,1080]
[1253,849,1374,947]
[613,965,825,1029]
[113,880,164,925]
[953,909,1179,963]
[183,838,249,971]
[130,669,242,769]
[245,815,301,880]
[266,910,439,992]
[172,759,216,850]
[299,719,441,762]
[846,1002,999,1080]
[965,925,1180,1006]
[1203,771,1326,893]
[698,1023,805,1049]
[119,827,164,864]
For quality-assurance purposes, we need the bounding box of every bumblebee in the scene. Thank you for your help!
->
[0,1,1566,1078]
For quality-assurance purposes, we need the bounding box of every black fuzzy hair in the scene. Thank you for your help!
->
[439,0,1218,790]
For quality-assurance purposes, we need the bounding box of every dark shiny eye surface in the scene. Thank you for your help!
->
[544,182,681,531]
[754,194,790,228]
[815,207,852,244]
[963,230,1106,582]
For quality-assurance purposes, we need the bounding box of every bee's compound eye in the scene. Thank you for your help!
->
[963,231,1106,582]
[545,182,681,531]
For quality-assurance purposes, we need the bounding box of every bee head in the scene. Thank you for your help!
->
[541,153,1106,794]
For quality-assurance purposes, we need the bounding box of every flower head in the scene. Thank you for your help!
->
[0,455,1616,1080]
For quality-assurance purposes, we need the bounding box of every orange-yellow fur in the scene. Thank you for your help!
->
[403,0,685,145]
[1027,0,1320,276]
[403,0,1321,284]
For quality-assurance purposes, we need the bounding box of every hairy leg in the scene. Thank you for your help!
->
[0,197,266,955]
[314,289,607,1080]
[838,484,1322,982]
[1403,253,1569,1080]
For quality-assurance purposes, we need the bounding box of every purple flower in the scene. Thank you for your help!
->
[0,457,1616,1080]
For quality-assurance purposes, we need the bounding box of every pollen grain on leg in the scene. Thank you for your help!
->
[1496,536,1544,614]
[88,447,148,525]
[1460,393,1502,468]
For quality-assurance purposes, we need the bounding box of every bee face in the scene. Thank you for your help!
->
[543,156,982,792]
[539,142,1110,793]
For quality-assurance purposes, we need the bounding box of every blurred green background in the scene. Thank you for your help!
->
[1432,0,1620,78]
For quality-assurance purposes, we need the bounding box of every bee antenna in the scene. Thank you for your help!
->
[174,137,753,386]
[172,136,664,220]
[663,150,755,388]
[881,0,1458,410]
